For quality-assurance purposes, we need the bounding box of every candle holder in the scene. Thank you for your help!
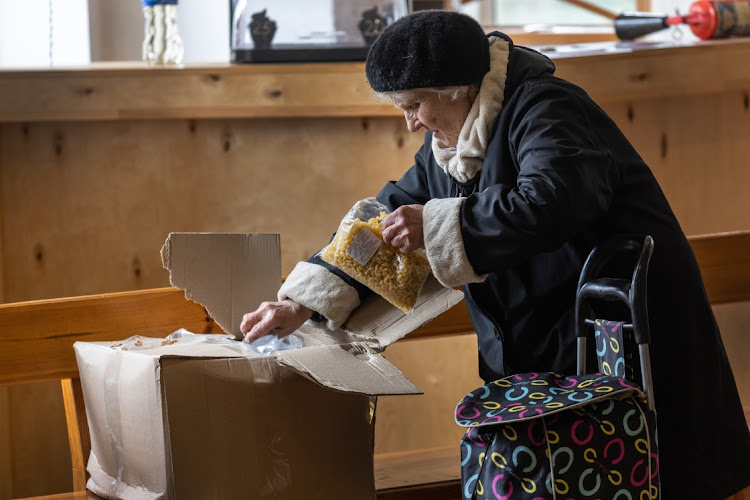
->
[359,7,388,46]
[249,9,276,50]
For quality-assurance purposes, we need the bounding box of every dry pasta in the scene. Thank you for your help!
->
[321,204,432,314]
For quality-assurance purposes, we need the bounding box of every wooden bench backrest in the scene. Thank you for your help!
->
[1,231,748,492]
[0,288,219,490]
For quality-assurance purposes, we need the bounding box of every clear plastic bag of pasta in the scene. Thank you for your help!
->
[320,198,432,314]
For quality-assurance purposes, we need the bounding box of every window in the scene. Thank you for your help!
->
[458,0,656,44]
[483,0,705,44]
[492,0,642,28]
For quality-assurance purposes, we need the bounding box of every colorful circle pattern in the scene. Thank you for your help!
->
[456,372,660,499]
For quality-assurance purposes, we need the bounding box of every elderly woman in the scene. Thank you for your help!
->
[241,10,750,500]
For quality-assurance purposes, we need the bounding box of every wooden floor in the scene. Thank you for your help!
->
[374,446,461,500]
[15,445,750,500]
[15,484,750,500]
[15,446,463,500]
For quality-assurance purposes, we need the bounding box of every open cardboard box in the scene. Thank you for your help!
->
[74,233,463,499]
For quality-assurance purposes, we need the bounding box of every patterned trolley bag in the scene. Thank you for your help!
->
[455,236,661,500]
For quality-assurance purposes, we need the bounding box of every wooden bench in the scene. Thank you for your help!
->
[2,231,750,499]
[0,285,471,498]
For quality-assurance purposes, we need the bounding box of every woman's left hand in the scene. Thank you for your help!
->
[381,204,424,254]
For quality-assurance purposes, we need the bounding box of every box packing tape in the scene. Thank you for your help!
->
[103,350,126,497]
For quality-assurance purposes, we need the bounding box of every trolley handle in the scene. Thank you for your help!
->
[574,234,656,411]
[575,235,653,345]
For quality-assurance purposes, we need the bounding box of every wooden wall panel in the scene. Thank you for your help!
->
[602,90,750,236]
[1,117,422,302]
[376,334,483,455]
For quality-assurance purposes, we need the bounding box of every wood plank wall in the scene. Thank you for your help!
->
[1,94,749,497]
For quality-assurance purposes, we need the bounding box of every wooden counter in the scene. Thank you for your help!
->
[2,38,750,122]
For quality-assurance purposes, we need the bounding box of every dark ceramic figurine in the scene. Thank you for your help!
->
[249,9,277,50]
[359,7,387,45]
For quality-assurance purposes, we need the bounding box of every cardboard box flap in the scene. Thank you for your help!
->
[80,335,262,360]
[340,274,464,349]
[275,343,422,395]
[144,336,259,359]
[161,233,281,340]
[291,322,361,347]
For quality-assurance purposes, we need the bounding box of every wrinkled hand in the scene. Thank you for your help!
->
[240,299,313,343]
[381,204,424,254]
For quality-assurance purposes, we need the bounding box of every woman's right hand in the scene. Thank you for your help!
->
[240,299,313,343]
[381,204,424,254]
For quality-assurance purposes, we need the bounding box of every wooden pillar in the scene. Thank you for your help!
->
[0,387,11,500]
[0,123,11,500]
[0,122,4,302]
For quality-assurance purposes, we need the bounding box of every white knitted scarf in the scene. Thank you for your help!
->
[432,37,510,183]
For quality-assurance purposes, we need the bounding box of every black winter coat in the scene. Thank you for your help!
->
[314,35,750,499]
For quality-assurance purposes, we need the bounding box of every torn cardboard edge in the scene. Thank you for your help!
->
[159,232,464,396]
[161,232,282,338]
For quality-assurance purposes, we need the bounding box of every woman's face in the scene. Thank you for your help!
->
[393,88,475,148]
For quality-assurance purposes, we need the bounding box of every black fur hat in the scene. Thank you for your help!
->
[365,10,490,92]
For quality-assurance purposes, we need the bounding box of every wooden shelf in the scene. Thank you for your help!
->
[2,39,750,122]
[0,62,393,122]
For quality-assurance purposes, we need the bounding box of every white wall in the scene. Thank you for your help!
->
[177,0,229,63]
[0,0,90,67]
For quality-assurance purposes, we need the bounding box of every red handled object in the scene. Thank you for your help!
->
[615,0,750,40]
